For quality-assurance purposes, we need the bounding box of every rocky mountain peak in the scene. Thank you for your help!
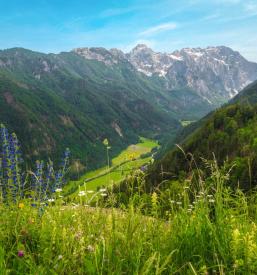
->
[73,44,257,105]
[131,44,152,52]
[72,47,120,65]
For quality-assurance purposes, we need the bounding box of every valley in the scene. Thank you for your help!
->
[1,44,257,171]
[64,137,158,197]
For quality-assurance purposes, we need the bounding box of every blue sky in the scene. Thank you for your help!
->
[1,0,257,61]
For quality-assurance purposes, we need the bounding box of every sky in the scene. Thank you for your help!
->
[1,0,257,61]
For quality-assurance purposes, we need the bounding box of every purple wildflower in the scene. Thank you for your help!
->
[18,250,24,257]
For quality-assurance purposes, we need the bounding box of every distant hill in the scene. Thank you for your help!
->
[148,81,257,190]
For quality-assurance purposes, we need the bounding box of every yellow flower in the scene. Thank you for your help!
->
[103,138,109,146]
[18,202,25,209]
[29,218,35,224]
[233,228,240,241]
[151,192,158,207]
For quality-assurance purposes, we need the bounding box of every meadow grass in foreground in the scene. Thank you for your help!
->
[1,160,257,274]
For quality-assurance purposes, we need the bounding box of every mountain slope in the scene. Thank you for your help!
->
[1,45,257,171]
[126,44,257,105]
[74,44,257,118]
[148,81,257,190]
[0,48,180,169]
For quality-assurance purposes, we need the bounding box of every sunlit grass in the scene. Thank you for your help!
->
[180,120,196,127]
[2,160,257,274]
[73,157,152,194]
[64,137,157,195]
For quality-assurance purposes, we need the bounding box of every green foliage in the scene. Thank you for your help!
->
[149,82,257,190]
[64,137,157,197]
[0,48,181,170]
[1,159,257,274]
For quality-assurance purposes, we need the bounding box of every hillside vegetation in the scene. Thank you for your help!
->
[2,159,257,274]
[0,48,180,169]
[149,81,257,190]
[1,82,257,273]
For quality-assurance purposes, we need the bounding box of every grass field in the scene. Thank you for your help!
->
[2,161,257,274]
[64,137,158,196]
[180,120,196,127]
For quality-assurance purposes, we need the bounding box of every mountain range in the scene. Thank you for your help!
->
[74,44,257,106]
[0,45,257,169]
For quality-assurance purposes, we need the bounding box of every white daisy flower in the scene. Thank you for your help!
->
[78,191,86,197]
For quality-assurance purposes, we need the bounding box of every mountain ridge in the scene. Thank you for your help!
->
[0,47,180,170]
[73,44,257,106]
[1,45,257,171]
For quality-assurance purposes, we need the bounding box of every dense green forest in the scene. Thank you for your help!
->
[148,81,257,190]
[0,48,183,169]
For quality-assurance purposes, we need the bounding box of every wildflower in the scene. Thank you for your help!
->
[183,186,189,190]
[18,202,25,209]
[103,138,109,146]
[207,194,213,198]
[28,218,35,224]
[234,259,244,269]
[78,191,86,197]
[58,255,63,260]
[87,245,94,253]
[18,250,24,258]
[99,188,107,192]
[176,201,182,205]
[75,231,83,240]
[209,199,215,203]
[151,192,158,205]
[100,193,107,197]
[55,188,62,193]
[87,190,94,194]
[48,198,55,202]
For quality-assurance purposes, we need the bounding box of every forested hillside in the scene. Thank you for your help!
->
[0,48,180,168]
[148,81,257,190]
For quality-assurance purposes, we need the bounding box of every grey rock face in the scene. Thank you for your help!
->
[73,44,257,105]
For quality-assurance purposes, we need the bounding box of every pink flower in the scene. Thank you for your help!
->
[18,250,24,257]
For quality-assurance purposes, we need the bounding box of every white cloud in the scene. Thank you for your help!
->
[139,22,177,36]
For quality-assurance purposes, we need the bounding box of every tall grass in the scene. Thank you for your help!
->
[1,125,257,274]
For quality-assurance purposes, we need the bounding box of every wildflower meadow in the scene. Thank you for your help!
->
[1,125,257,274]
